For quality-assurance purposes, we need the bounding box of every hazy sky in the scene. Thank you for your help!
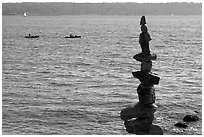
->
[3,0,203,3]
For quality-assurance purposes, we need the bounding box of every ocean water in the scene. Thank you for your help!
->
[2,15,202,135]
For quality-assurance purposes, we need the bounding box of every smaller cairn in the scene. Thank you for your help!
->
[174,114,200,128]
[174,122,188,128]
[183,115,199,122]
[120,16,162,135]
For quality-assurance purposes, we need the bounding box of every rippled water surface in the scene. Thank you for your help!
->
[2,15,202,135]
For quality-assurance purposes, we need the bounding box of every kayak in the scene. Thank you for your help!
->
[65,35,81,38]
[25,35,39,38]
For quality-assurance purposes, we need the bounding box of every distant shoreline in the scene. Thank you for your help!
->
[2,2,202,16]
[2,14,202,18]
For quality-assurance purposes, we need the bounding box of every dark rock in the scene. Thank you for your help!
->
[148,125,163,135]
[124,120,134,133]
[137,84,155,105]
[141,60,152,72]
[183,115,199,122]
[132,116,153,134]
[194,110,199,113]
[133,53,157,62]
[132,71,160,86]
[124,119,163,135]
[174,122,188,128]
[140,16,146,25]
[124,116,154,134]
[120,102,157,121]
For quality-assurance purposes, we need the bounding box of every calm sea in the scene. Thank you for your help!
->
[2,15,202,135]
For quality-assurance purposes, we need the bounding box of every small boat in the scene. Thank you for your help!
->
[65,34,81,38]
[25,34,39,38]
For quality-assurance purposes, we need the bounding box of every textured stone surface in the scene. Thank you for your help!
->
[174,122,188,128]
[148,125,163,135]
[141,60,152,72]
[183,115,199,122]
[124,119,163,135]
[133,115,154,134]
[124,116,153,134]
[133,53,157,62]
[132,71,160,86]
[140,16,146,25]
[137,84,155,105]
[120,102,157,121]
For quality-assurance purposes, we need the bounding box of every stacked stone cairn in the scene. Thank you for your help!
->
[120,16,162,135]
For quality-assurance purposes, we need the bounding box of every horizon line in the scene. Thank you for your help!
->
[3,1,202,3]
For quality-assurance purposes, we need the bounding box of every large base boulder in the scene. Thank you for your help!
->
[125,115,154,134]
[120,102,157,121]
[124,119,163,135]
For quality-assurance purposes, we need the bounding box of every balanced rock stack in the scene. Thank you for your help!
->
[120,16,163,135]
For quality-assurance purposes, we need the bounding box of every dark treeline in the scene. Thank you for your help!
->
[2,2,202,16]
